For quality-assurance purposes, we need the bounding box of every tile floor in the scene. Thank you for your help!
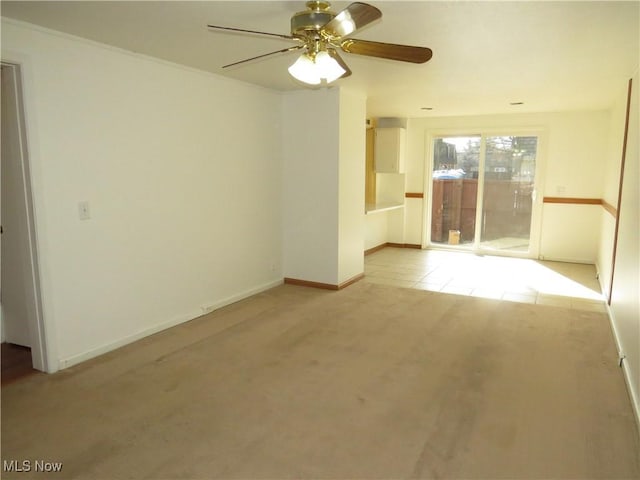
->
[364,247,607,312]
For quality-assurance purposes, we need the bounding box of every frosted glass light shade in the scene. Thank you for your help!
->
[315,51,346,83]
[288,54,320,85]
[288,51,346,85]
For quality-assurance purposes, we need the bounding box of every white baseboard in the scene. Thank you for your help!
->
[58,279,283,370]
[604,302,640,435]
[538,255,596,265]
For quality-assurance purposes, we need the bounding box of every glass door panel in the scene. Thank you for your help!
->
[431,136,480,246]
[480,136,537,252]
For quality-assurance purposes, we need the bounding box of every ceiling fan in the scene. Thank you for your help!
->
[207,1,433,86]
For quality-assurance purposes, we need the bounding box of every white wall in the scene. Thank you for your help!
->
[282,89,340,285]
[1,19,284,370]
[282,87,366,286]
[538,205,601,263]
[364,213,388,251]
[602,73,640,424]
[337,89,365,284]
[400,111,610,262]
[403,200,422,246]
[597,87,629,295]
[366,171,406,249]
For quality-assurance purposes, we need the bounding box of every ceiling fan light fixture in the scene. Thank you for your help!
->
[212,2,432,84]
[288,50,346,85]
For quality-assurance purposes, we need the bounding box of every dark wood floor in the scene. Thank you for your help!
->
[1,342,37,386]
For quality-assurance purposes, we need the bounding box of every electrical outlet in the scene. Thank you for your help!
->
[618,352,626,367]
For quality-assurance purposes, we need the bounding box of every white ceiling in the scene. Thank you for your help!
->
[2,1,638,118]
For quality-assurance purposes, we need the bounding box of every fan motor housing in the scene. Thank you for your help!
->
[291,1,335,36]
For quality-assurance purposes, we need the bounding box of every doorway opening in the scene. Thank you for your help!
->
[1,342,38,385]
[1,61,48,373]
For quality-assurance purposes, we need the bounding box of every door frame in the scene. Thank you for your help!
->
[1,60,49,372]
[421,127,547,259]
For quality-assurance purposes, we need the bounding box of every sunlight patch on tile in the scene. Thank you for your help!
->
[364,248,605,310]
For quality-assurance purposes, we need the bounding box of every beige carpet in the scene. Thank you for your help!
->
[2,282,639,479]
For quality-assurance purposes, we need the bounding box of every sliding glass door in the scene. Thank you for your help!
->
[429,134,539,255]
[431,136,480,246]
[480,136,538,252]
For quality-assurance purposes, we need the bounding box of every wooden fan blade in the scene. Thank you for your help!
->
[340,39,432,63]
[223,45,304,69]
[207,24,297,40]
[321,2,381,39]
[327,49,352,79]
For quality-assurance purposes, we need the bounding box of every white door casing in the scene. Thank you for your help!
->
[1,62,48,371]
